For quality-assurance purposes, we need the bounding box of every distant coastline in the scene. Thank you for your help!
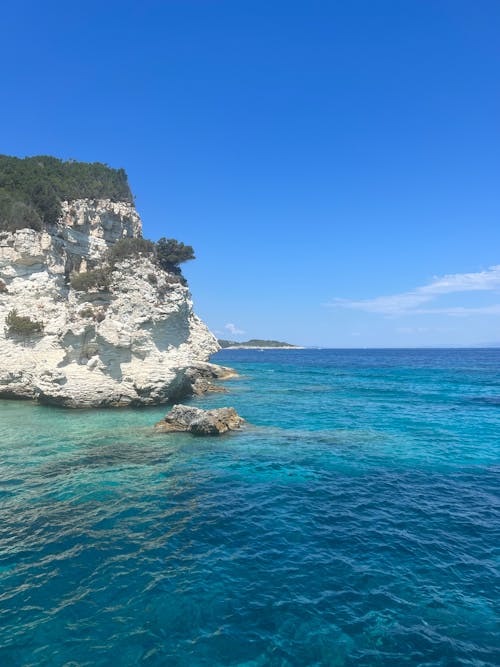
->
[218,338,302,350]
[220,345,305,350]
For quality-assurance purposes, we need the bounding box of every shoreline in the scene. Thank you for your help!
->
[219,345,304,350]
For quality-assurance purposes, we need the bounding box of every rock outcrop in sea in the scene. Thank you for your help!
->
[0,198,223,407]
[155,404,245,435]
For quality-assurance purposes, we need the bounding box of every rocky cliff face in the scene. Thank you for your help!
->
[0,199,220,407]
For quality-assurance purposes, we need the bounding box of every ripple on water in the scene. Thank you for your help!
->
[0,349,499,666]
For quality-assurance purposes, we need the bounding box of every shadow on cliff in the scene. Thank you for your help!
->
[140,312,190,352]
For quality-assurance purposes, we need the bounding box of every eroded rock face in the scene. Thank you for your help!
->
[0,199,221,407]
[155,404,245,435]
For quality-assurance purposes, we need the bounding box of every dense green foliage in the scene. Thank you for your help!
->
[5,309,43,337]
[0,195,43,232]
[156,238,195,271]
[107,237,155,266]
[70,268,111,292]
[0,155,132,231]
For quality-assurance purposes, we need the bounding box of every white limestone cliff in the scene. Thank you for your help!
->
[0,199,223,407]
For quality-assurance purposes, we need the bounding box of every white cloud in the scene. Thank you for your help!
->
[329,265,500,316]
[419,265,500,295]
[225,322,245,335]
[416,304,500,316]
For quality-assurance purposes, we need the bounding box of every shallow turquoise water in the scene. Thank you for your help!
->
[0,348,499,666]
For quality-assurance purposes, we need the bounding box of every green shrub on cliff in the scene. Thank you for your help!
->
[78,307,95,318]
[5,309,43,337]
[108,237,155,266]
[107,236,195,276]
[71,236,194,293]
[70,268,111,292]
[0,155,133,231]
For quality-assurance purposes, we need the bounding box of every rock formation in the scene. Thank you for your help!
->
[0,198,224,407]
[155,404,245,435]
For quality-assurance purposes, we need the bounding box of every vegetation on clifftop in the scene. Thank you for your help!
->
[0,155,196,290]
[0,155,132,231]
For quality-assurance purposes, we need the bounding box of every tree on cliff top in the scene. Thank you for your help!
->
[0,155,133,230]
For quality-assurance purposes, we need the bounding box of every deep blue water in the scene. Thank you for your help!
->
[0,348,499,666]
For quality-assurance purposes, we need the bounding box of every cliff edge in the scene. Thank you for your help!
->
[0,196,221,407]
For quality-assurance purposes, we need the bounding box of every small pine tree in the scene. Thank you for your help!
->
[155,238,195,271]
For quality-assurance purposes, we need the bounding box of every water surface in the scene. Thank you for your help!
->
[0,349,499,665]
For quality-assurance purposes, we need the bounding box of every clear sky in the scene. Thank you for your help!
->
[2,1,499,347]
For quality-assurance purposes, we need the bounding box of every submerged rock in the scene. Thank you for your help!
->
[155,404,245,436]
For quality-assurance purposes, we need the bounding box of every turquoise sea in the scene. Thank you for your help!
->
[0,348,499,666]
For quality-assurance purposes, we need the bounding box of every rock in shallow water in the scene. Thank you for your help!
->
[184,362,238,396]
[155,404,245,436]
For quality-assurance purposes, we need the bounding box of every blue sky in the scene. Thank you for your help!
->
[1,0,499,346]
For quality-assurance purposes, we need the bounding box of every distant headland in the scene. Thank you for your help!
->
[218,339,302,350]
